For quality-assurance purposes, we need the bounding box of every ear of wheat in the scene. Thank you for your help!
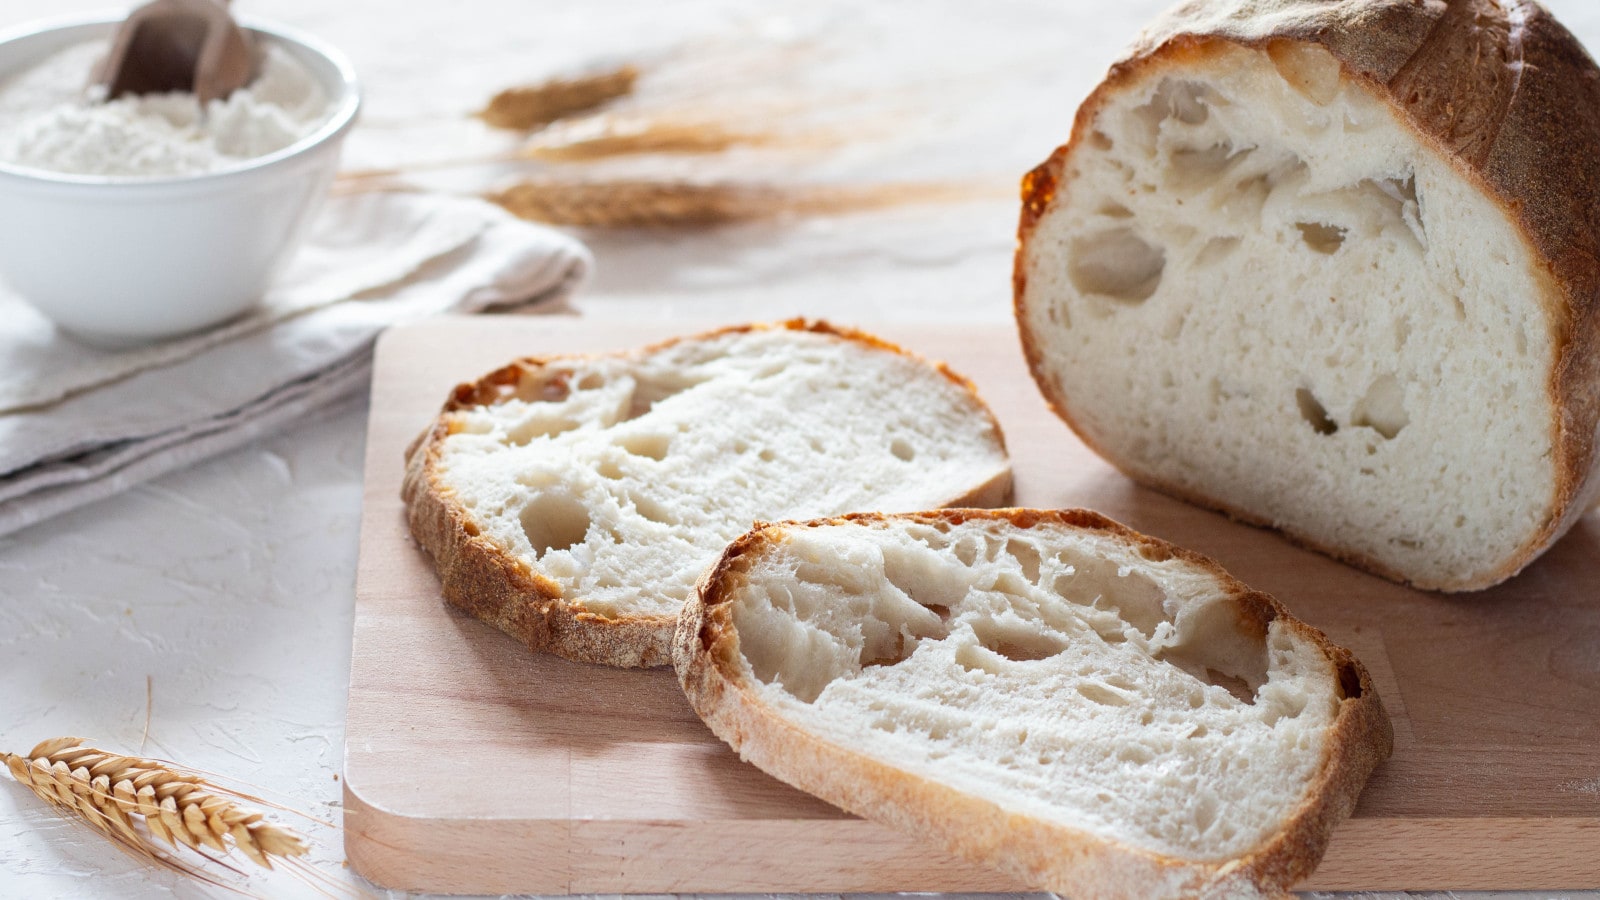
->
[489,178,783,227]
[479,65,640,131]
[487,177,1003,228]
[3,738,309,878]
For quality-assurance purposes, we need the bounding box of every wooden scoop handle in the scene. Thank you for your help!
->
[93,0,255,105]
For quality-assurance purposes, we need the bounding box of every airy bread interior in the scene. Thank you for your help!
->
[720,513,1349,862]
[1018,40,1559,589]
[432,327,1010,620]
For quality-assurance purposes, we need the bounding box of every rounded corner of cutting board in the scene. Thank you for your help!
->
[342,779,573,894]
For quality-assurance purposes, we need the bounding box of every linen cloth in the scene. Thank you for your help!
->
[0,189,591,536]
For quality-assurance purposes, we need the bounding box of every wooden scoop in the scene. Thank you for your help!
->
[92,0,255,105]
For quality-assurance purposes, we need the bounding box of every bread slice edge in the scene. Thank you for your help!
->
[673,508,1393,898]
[402,319,1014,668]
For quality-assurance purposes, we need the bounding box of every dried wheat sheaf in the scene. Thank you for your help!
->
[3,737,311,883]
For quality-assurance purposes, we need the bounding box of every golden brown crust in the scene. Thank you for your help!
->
[402,320,1013,669]
[675,508,1392,898]
[1014,0,1600,592]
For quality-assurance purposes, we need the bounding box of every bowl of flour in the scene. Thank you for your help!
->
[0,14,360,346]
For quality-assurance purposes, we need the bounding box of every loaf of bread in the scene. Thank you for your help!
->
[675,509,1391,899]
[1014,0,1600,591]
[402,321,1011,668]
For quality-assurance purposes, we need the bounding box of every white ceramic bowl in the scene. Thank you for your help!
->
[0,15,360,347]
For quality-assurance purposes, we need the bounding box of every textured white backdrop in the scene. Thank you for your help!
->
[1,0,1597,897]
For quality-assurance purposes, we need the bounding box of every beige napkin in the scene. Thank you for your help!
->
[0,190,591,536]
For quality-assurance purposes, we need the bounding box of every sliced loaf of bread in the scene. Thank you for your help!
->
[675,509,1391,899]
[1014,0,1600,590]
[403,321,1011,668]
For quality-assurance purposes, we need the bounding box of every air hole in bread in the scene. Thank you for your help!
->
[970,616,1068,663]
[577,372,605,390]
[1046,553,1169,639]
[1351,374,1408,439]
[1295,222,1347,254]
[1295,387,1338,435]
[1267,39,1341,105]
[1098,201,1134,219]
[1200,669,1255,704]
[519,491,591,558]
[1376,175,1425,247]
[882,545,970,613]
[1077,681,1132,707]
[890,438,916,462]
[624,373,704,419]
[535,377,571,403]
[952,536,981,567]
[631,492,676,526]
[1168,143,1248,191]
[1006,539,1043,583]
[1068,228,1165,303]
[506,415,581,445]
[616,432,671,460]
[861,630,915,669]
[1132,79,1215,145]
[1154,600,1269,705]
[1337,660,1364,699]
[1394,316,1412,352]
[1194,236,1239,267]
[905,525,952,552]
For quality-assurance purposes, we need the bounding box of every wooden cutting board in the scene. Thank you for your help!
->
[344,316,1600,895]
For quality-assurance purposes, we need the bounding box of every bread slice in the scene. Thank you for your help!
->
[1014,0,1600,591]
[675,509,1391,899]
[402,320,1012,668]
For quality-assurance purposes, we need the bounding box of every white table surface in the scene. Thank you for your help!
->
[1,0,1597,898]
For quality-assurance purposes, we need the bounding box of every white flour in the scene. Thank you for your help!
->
[0,40,331,177]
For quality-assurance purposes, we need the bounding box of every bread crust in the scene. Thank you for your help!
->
[675,508,1392,899]
[1014,0,1600,592]
[402,319,1014,669]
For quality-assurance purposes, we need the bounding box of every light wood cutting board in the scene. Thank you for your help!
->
[345,316,1600,895]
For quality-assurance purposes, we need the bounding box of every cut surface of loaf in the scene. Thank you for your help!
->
[403,321,1011,667]
[675,509,1391,899]
[1015,0,1600,591]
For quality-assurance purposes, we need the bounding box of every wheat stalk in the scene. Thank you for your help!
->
[3,737,308,875]
[479,65,640,131]
[487,176,1003,228]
